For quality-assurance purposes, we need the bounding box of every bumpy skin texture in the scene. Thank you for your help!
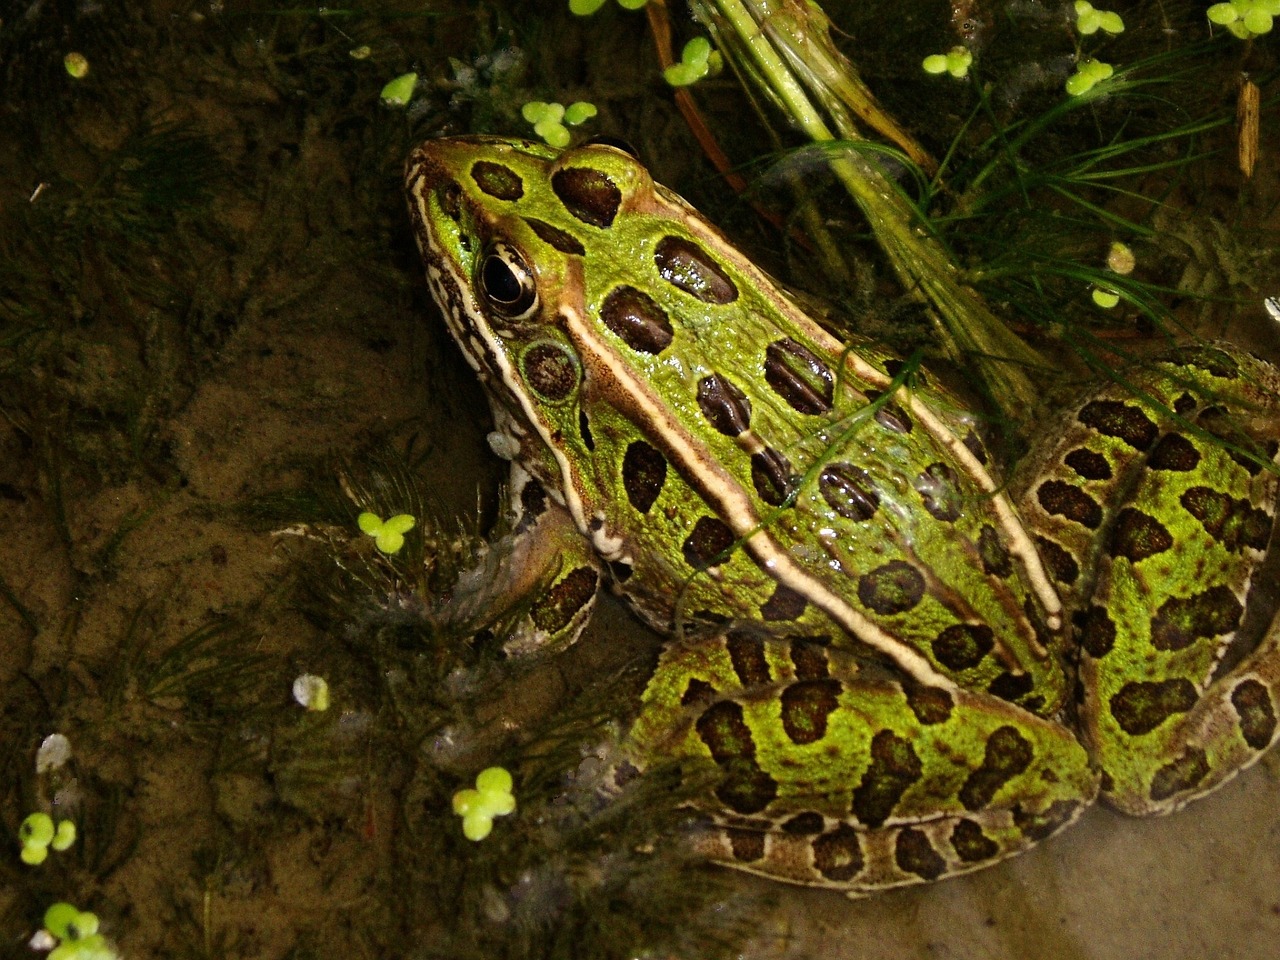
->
[406,136,1280,896]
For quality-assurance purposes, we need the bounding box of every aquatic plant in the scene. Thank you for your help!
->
[451,766,517,841]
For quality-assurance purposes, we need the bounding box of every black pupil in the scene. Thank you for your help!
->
[483,255,522,304]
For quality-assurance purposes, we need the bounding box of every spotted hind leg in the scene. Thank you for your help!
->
[1019,347,1280,814]
[625,629,1098,896]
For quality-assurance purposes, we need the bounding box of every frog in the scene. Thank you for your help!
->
[405,135,1280,896]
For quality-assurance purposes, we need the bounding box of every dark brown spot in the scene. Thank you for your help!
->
[607,559,633,583]
[819,463,879,521]
[895,828,947,881]
[1180,486,1273,553]
[551,166,621,227]
[726,827,766,862]
[1109,679,1197,735]
[858,561,927,615]
[1013,799,1080,841]
[932,623,995,671]
[1173,392,1197,415]
[977,525,1012,577]
[760,582,807,621]
[812,824,863,882]
[726,631,771,686]
[851,730,923,827]
[780,678,842,744]
[681,677,717,706]
[1036,479,1103,529]
[1230,438,1280,477]
[522,342,578,400]
[1064,447,1112,481]
[751,447,795,507]
[600,285,673,354]
[695,700,779,814]
[959,726,1033,811]
[1147,433,1201,472]
[863,390,914,434]
[438,181,462,220]
[1109,508,1173,562]
[1231,679,1277,749]
[987,672,1034,703]
[1149,585,1243,651]
[764,338,834,415]
[682,516,735,567]
[622,440,667,513]
[916,462,961,522]
[902,682,954,725]
[1178,345,1239,380]
[654,235,738,304]
[1149,747,1210,801]
[530,566,598,633]
[470,160,523,200]
[523,217,585,255]
[963,430,989,465]
[696,374,752,436]
[1073,605,1116,658]
[1077,400,1158,451]
[781,812,824,834]
[517,478,548,530]
[790,640,830,680]
[950,818,1000,862]
[1033,535,1079,585]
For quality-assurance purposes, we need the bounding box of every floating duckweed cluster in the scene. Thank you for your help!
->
[17,812,76,865]
[570,0,648,14]
[922,46,973,79]
[1208,0,1280,37]
[1074,1,1125,35]
[664,37,723,86]
[522,100,598,147]
[451,766,517,840]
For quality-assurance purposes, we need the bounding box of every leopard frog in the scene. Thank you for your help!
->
[406,135,1280,896]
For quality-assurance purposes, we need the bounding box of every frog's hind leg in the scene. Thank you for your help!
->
[1019,347,1280,815]
[625,630,1098,896]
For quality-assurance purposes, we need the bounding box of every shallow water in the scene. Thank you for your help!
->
[1,3,1278,958]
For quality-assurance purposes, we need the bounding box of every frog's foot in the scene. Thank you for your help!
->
[1018,347,1280,815]
[460,464,604,656]
[626,629,1098,896]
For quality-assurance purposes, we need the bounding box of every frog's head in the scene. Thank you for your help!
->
[406,135,664,410]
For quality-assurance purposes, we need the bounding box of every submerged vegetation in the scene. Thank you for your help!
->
[0,1,1277,957]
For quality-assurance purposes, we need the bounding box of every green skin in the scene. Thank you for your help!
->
[406,135,1280,895]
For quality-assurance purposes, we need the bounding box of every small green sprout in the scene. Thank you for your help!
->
[1092,288,1121,308]
[451,766,516,841]
[663,37,724,87]
[1074,2,1125,35]
[357,511,416,554]
[922,46,974,79]
[292,674,331,712]
[1065,58,1114,96]
[521,101,597,148]
[379,72,418,107]
[18,812,76,865]
[1208,0,1280,38]
[63,53,89,79]
[570,0,648,15]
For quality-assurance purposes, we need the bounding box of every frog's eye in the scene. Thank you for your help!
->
[479,242,538,320]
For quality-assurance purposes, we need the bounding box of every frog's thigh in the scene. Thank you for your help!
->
[629,633,1098,896]
[1022,349,1280,815]
[493,464,604,656]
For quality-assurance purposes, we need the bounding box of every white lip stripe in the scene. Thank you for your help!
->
[562,307,957,691]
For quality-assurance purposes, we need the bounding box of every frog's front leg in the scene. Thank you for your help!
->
[474,463,604,656]
[1020,348,1280,814]
[625,631,1098,896]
